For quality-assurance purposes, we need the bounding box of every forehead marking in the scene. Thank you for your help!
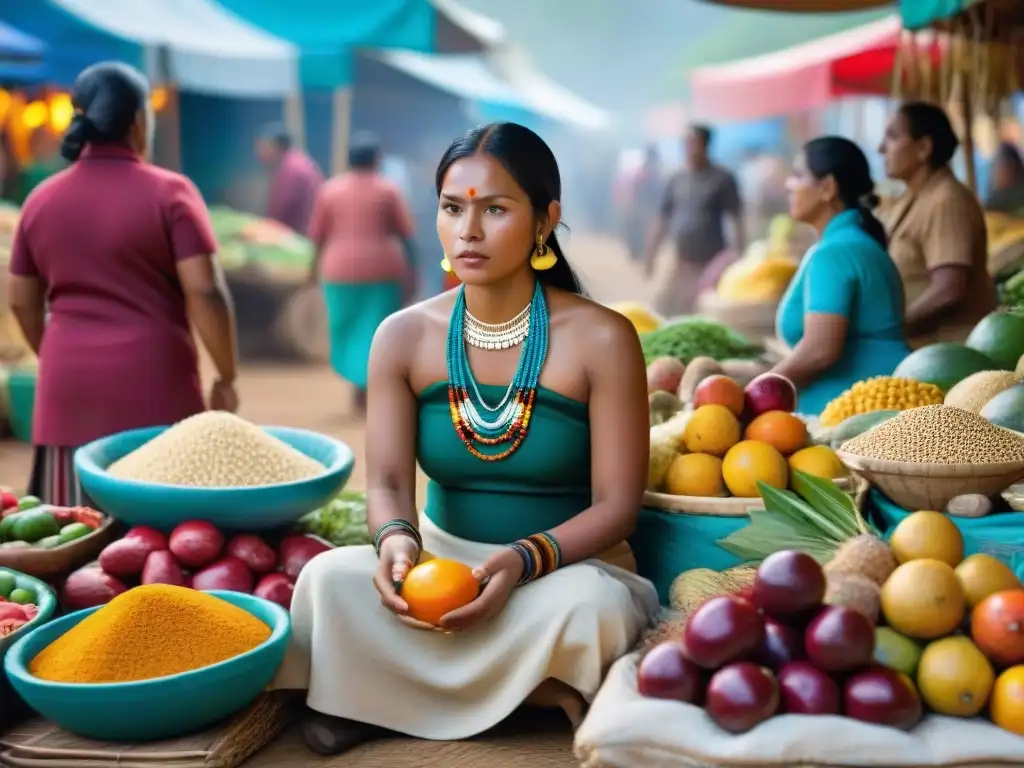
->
[467,187,477,198]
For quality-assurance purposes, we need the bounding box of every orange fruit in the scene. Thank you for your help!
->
[692,374,745,417]
[743,410,808,456]
[971,589,1024,668]
[683,404,741,457]
[881,559,965,640]
[721,440,788,498]
[399,558,480,626]
[664,453,725,497]
[991,666,1024,735]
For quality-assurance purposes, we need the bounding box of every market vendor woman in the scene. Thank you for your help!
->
[771,137,910,415]
[879,101,997,347]
[275,122,660,754]
[6,62,239,504]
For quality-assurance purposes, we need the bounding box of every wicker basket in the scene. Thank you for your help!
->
[644,476,854,516]
[837,452,1024,511]
[0,518,118,578]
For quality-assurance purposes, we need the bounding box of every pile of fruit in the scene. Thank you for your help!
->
[641,509,1024,736]
[0,569,40,638]
[62,521,332,611]
[0,493,105,551]
[649,370,846,498]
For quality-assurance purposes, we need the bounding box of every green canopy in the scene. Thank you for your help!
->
[900,0,971,29]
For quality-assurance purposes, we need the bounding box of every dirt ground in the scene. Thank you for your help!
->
[0,234,656,496]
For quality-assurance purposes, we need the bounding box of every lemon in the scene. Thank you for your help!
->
[664,453,725,497]
[787,445,847,480]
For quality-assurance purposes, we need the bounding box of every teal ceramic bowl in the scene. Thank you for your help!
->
[0,568,57,659]
[4,590,291,741]
[74,425,354,531]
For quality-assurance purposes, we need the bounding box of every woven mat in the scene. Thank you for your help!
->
[247,709,577,768]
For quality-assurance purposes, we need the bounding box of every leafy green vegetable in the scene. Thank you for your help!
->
[297,491,370,547]
[639,318,762,365]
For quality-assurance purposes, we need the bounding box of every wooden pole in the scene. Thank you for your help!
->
[283,91,306,152]
[330,86,352,177]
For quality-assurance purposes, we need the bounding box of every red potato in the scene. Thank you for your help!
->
[279,535,332,580]
[254,573,295,609]
[62,567,128,610]
[124,526,168,552]
[192,556,254,593]
[226,534,277,574]
[99,537,158,577]
[168,521,224,569]
[141,550,188,586]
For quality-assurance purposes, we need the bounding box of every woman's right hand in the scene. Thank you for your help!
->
[373,534,438,631]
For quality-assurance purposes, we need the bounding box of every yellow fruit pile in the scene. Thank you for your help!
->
[819,376,945,427]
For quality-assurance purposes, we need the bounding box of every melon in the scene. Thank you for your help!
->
[965,310,1024,371]
[943,370,1022,413]
[892,343,998,394]
[979,383,1024,434]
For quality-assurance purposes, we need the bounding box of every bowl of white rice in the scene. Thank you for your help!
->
[74,412,355,530]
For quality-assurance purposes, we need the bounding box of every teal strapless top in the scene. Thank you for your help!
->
[417,382,591,544]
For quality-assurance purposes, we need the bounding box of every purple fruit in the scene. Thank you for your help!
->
[844,667,922,731]
[804,605,875,672]
[753,550,826,619]
[777,661,841,715]
[705,662,779,734]
[753,617,806,671]
[683,596,765,669]
[637,641,704,704]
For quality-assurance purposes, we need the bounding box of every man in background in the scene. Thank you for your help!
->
[646,124,745,316]
[255,123,323,235]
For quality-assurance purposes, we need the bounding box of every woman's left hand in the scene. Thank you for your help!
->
[438,547,524,632]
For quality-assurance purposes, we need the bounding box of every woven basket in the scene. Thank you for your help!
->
[0,519,118,578]
[644,476,854,516]
[837,451,1024,511]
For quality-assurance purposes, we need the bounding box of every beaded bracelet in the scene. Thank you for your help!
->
[373,519,422,557]
[509,532,563,585]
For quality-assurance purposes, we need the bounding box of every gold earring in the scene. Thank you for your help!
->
[531,238,557,271]
[441,255,453,273]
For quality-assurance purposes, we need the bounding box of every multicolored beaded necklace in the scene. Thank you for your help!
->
[446,281,549,461]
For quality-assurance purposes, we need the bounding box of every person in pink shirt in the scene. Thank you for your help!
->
[256,124,323,235]
[6,62,239,505]
[308,133,415,415]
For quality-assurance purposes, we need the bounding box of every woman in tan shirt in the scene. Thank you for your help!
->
[879,101,996,347]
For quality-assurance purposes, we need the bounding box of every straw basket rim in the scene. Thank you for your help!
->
[836,451,1024,479]
[645,476,853,516]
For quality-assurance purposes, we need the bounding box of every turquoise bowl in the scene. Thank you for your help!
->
[0,568,57,659]
[74,425,354,531]
[4,590,290,741]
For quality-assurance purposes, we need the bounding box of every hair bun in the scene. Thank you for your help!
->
[859,191,881,210]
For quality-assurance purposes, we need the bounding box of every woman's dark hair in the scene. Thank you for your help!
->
[62,61,149,162]
[348,131,380,170]
[259,122,292,151]
[435,122,584,296]
[898,101,960,169]
[804,136,887,248]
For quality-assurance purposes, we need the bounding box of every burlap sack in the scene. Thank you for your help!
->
[574,654,1024,768]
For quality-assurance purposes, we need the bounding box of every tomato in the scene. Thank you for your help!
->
[70,507,104,530]
[0,617,27,636]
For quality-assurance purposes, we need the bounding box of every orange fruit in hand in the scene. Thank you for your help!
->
[971,589,1024,668]
[743,410,808,456]
[991,666,1024,735]
[693,375,745,417]
[399,558,480,626]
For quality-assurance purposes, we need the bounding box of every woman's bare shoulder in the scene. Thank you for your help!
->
[548,289,641,352]
[373,290,456,349]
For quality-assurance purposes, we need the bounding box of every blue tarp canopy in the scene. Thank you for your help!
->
[0,0,297,96]
[0,20,46,83]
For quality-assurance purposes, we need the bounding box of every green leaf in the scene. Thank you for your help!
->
[790,471,863,538]
[758,482,849,543]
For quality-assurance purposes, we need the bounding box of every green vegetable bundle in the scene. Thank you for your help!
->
[639,318,761,365]
[1001,269,1024,310]
[297,491,371,547]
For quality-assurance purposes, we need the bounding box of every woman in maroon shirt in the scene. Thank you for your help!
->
[6,62,239,505]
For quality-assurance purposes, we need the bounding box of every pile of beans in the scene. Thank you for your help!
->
[841,404,1024,464]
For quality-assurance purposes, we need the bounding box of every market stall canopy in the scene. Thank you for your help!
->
[900,0,1024,33]
[0,21,46,83]
[900,0,970,29]
[699,0,893,10]
[691,15,939,121]
[0,0,297,96]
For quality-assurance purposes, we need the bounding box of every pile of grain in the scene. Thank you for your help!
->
[841,405,1024,464]
[107,411,325,487]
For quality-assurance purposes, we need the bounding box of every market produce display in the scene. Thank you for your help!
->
[0,493,106,551]
[28,584,271,684]
[944,370,1023,413]
[980,383,1024,433]
[639,515,1024,735]
[296,490,370,547]
[107,411,326,488]
[713,215,809,304]
[639,319,761,366]
[0,569,40,638]
[208,206,314,273]
[648,371,847,498]
[63,522,331,611]
[818,377,945,428]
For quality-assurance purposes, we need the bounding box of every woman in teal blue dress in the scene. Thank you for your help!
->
[772,137,910,415]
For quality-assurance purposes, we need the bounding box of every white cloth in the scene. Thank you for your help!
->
[575,654,1024,767]
[273,515,661,740]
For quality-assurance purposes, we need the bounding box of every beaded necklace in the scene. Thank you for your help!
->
[446,281,549,461]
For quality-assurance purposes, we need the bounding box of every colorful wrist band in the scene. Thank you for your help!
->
[509,532,563,585]
[373,519,422,556]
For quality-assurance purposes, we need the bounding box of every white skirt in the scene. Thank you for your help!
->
[272,515,661,740]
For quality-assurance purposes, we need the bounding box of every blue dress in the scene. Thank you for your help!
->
[776,209,911,415]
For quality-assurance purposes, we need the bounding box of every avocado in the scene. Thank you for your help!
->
[10,509,59,544]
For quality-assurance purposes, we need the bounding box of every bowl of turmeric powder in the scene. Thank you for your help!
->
[3,584,291,741]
